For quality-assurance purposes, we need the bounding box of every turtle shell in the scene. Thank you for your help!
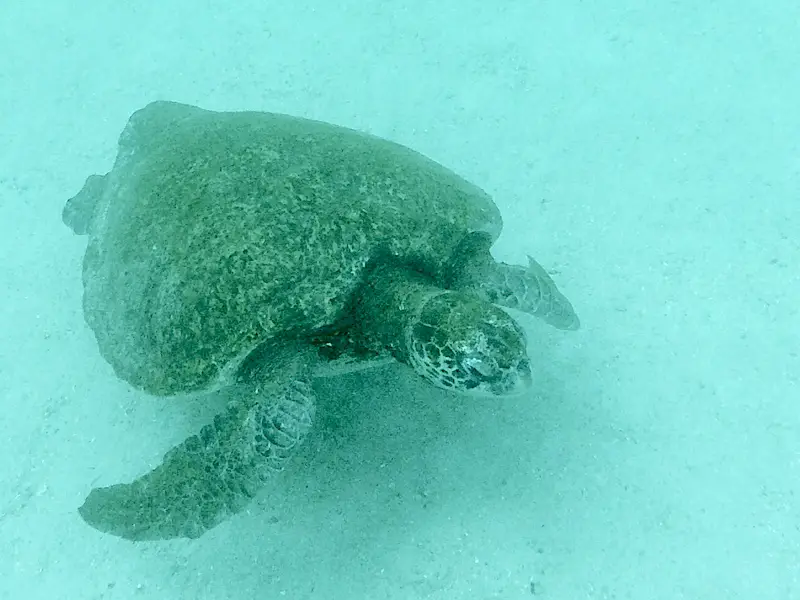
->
[66,101,502,396]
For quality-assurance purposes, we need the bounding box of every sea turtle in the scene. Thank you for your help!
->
[64,100,579,542]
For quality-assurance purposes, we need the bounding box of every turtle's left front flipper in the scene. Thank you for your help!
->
[446,233,579,331]
[481,256,580,331]
[78,347,316,541]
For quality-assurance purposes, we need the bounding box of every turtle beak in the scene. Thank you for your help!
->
[461,353,532,397]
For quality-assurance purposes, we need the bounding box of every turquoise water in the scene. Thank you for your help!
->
[1,1,798,598]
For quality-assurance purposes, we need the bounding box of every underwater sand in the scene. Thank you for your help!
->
[1,1,798,598]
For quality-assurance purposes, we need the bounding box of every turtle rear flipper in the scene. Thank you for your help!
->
[78,346,316,541]
[63,173,107,235]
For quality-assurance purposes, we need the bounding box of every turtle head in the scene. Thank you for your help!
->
[406,291,531,397]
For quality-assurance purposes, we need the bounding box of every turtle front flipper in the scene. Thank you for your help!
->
[480,256,580,331]
[78,347,316,541]
[446,232,579,331]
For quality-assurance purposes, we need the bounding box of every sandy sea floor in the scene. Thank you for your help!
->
[1,1,798,599]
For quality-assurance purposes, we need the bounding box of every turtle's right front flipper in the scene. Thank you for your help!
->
[78,347,316,541]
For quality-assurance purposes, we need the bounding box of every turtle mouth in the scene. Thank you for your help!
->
[461,355,531,396]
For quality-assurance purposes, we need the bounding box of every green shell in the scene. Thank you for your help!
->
[67,101,502,396]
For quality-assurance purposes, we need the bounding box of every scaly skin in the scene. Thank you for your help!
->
[78,344,316,541]
[352,262,532,397]
[446,232,580,331]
